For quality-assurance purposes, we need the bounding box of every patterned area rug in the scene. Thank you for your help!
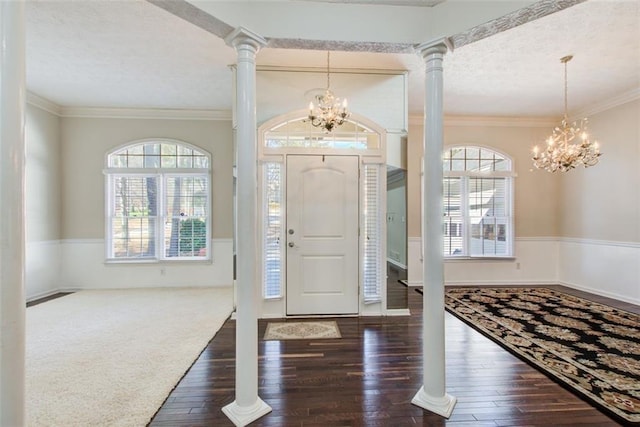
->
[444,287,640,424]
[264,321,341,340]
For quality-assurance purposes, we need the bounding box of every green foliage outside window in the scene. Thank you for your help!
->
[179,218,207,255]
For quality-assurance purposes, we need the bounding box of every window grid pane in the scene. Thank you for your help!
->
[164,176,209,258]
[363,164,381,302]
[443,177,463,256]
[107,141,211,262]
[263,163,283,299]
[443,146,513,257]
[110,176,157,258]
[108,142,210,169]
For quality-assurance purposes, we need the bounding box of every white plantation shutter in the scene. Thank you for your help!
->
[263,163,283,299]
[109,175,158,259]
[363,164,382,303]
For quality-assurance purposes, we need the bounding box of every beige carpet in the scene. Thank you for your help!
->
[26,287,233,427]
[264,321,341,340]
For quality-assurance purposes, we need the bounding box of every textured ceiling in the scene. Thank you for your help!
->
[25,0,640,117]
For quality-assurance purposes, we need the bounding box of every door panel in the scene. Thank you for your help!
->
[286,155,359,315]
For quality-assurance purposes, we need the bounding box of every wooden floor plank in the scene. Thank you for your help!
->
[150,285,634,426]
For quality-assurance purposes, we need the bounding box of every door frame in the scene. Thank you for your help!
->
[257,110,388,318]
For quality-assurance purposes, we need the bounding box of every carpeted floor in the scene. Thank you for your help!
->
[264,320,341,340]
[26,287,233,427]
[444,287,640,424]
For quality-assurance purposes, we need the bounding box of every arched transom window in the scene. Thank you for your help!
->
[105,140,210,261]
[443,146,514,257]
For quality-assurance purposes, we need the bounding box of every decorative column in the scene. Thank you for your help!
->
[411,38,457,418]
[0,2,26,426]
[223,27,271,427]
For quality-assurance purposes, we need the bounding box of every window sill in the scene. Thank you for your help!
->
[444,256,516,262]
[104,258,213,265]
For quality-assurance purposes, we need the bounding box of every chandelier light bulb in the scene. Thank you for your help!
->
[305,51,351,133]
[532,55,602,173]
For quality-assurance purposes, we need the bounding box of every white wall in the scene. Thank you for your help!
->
[60,238,233,290]
[406,100,640,305]
[558,99,640,304]
[25,103,61,300]
[58,115,235,290]
[406,117,560,286]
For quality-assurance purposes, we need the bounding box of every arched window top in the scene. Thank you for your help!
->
[264,116,380,150]
[107,139,210,169]
[443,146,511,173]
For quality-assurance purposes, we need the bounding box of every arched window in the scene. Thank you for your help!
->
[443,146,514,257]
[105,139,210,261]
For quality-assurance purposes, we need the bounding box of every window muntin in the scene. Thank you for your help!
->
[264,117,379,150]
[363,164,382,303]
[109,141,209,169]
[263,162,283,299]
[106,141,210,262]
[443,146,513,258]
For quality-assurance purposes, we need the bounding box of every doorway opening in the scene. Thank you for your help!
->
[257,111,387,318]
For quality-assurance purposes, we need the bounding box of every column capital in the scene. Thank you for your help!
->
[225,26,267,51]
[415,37,453,59]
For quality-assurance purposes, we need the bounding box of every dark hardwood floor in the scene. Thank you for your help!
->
[387,262,408,310]
[150,285,635,426]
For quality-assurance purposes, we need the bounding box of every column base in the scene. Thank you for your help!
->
[411,386,457,418]
[222,398,272,427]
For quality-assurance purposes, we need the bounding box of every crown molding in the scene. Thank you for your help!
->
[25,92,232,120]
[574,87,640,119]
[26,92,62,116]
[59,107,232,121]
[257,64,408,76]
[408,114,557,127]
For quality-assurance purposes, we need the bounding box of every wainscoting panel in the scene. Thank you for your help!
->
[26,240,61,301]
[407,237,558,286]
[60,239,234,290]
[558,238,640,306]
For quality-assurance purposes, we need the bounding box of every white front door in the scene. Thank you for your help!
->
[286,155,359,315]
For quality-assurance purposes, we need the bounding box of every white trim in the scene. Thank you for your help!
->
[385,308,411,316]
[409,114,557,127]
[26,288,80,303]
[60,107,232,121]
[257,65,408,76]
[515,236,558,242]
[445,280,558,286]
[574,87,640,119]
[26,239,61,246]
[386,257,407,270]
[558,280,640,307]
[24,94,233,121]
[60,238,104,245]
[26,91,62,116]
[559,237,640,249]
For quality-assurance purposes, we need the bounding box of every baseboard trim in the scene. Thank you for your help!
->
[26,287,80,303]
[408,280,558,288]
[558,281,640,307]
[387,258,407,270]
[386,308,411,316]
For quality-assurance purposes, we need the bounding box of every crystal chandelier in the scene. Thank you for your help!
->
[532,55,601,173]
[307,51,350,133]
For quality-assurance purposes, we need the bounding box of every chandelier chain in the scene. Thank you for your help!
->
[327,51,331,90]
[305,50,351,133]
